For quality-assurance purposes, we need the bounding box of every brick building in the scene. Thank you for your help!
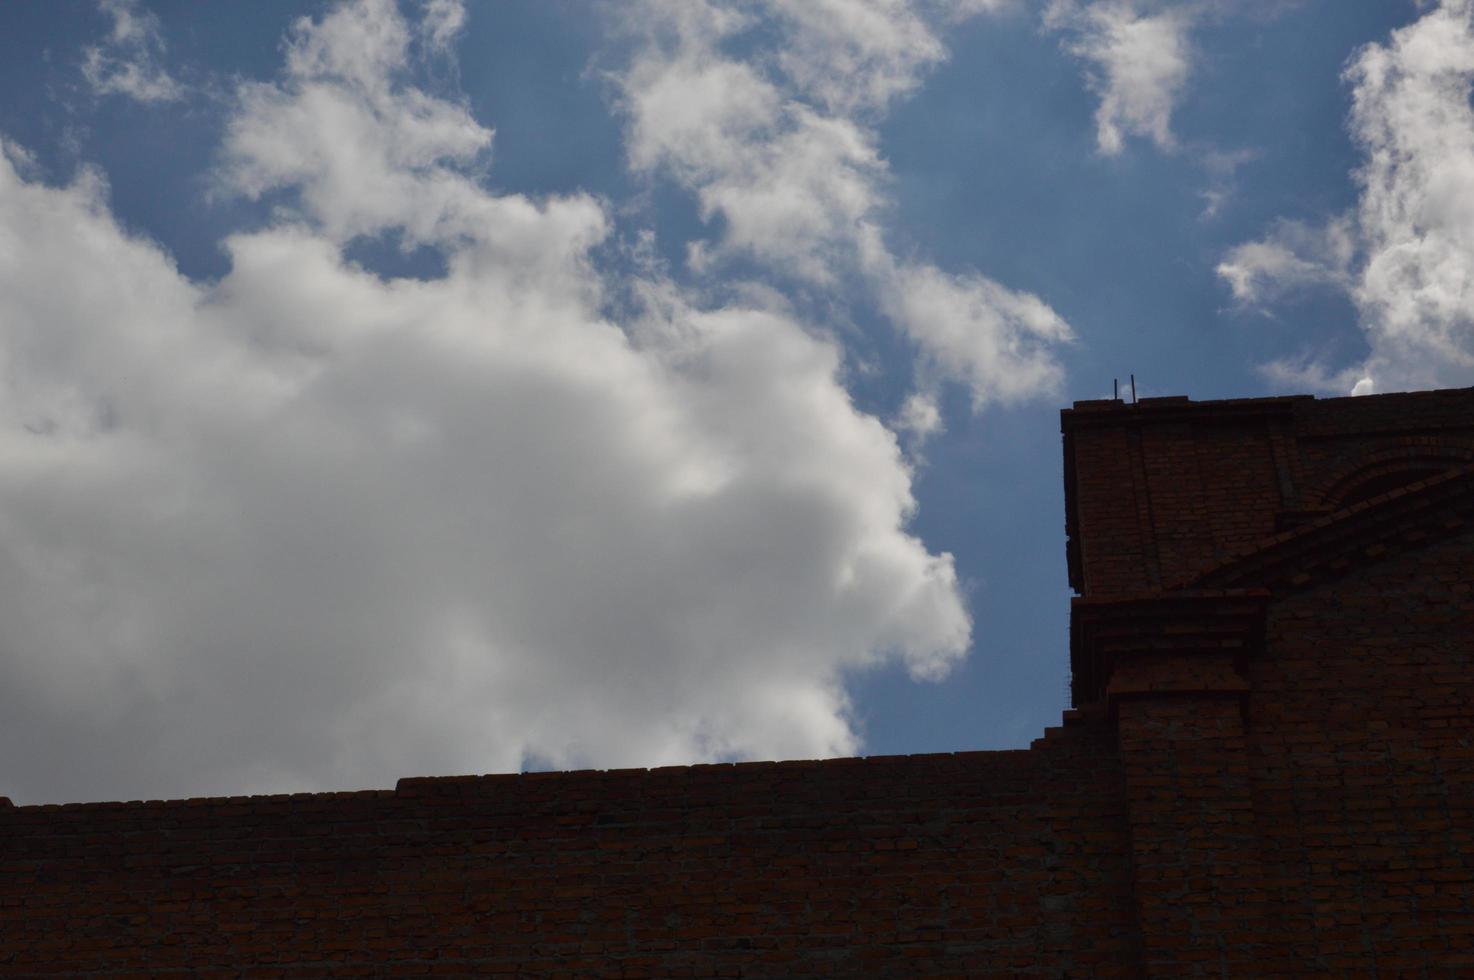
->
[3,387,1472,977]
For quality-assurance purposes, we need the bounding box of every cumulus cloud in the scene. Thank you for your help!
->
[1345,0,1474,389]
[1045,0,1195,155]
[82,0,182,103]
[221,0,503,247]
[1221,0,1474,394]
[612,0,1073,409]
[0,0,973,803]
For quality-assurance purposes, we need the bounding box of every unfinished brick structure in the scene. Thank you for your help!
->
[3,387,1472,977]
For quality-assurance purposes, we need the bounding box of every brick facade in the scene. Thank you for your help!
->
[3,387,1472,976]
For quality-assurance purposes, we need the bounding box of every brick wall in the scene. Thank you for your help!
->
[1060,388,1474,595]
[1248,536,1474,973]
[1,733,1139,977]
[1061,386,1474,976]
[3,386,1471,977]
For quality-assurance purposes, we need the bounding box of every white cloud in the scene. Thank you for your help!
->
[1197,147,1258,220]
[1345,0,1474,389]
[221,0,503,248]
[885,264,1073,407]
[0,0,972,803]
[1222,0,1474,394]
[1046,0,1194,155]
[940,0,1019,19]
[419,0,467,52]
[82,0,182,103]
[1217,216,1354,305]
[1258,355,1374,397]
[612,0,1073,409]
[767,0,947,114]
[896,391,943,439]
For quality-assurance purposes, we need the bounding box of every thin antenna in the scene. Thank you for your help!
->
[1130,374,1137,404]
[1113,378,1119,401]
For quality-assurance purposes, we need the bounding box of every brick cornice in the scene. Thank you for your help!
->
[1069,591,1268,710]
[1177,463,1474,594]
[1068,465,1474,711]
[1060,394,1307,433]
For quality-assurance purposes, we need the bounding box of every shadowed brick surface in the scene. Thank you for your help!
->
[2,741,1138,977]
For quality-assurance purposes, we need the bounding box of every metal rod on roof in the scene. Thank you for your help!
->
[1130,374,1137,404]
[1114,378,1119,400]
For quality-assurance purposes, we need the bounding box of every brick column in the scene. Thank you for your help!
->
[1072,592,1271,977]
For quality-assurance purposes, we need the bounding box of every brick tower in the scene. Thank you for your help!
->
[1061,387,1474,975]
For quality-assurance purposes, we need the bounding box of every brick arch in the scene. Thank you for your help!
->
[1309,443,1474,511]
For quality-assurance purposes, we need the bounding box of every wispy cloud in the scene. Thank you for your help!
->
[1217,216,1355,305]
[1045,0,1195,155]
[612,0,1074,413]
[82,0,182,103]
[1197,147,1258,220]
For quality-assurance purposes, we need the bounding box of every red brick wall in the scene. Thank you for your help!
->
[1061,387,1474,976]
[1063,396,1301,594]
[1117,693,1267,975]
[1247,535,1474,974]
[1,734,1140,977]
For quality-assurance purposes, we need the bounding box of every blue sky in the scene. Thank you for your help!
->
[1,0,1470,804]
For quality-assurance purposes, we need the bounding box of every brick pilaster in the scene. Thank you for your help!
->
[1118,687,1268,974]
[1073,592,1271,976]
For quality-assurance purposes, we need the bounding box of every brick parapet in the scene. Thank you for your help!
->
[1061,387,1474,597]
[1,742,1143,976]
